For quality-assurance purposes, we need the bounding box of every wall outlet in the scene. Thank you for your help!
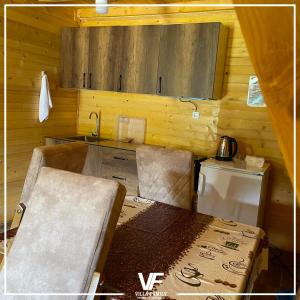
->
[192,111,200,119]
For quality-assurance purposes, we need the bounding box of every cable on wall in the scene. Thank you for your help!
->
[178,96,198,111]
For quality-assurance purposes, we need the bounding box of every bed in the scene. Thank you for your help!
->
[102,196,268,300]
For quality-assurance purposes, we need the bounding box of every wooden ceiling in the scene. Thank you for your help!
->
[3,0,234,4]
[107,0,295,3]
[3,0,93,3]
[4,0,296,6]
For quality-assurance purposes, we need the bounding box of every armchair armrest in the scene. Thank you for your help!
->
[0,227,19,242]
[87,272,101,300]
[10,203,26,229]
[0,203,26,242]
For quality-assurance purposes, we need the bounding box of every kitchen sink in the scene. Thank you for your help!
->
[66,136,110,143]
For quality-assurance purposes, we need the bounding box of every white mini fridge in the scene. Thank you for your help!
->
[197,158,270,226]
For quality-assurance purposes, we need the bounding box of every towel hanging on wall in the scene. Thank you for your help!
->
[39,71,53,122]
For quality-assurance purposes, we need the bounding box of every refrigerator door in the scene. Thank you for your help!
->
[197,166,263,226]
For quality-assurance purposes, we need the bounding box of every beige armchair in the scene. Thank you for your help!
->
[136,145,194,210]
[1,142,88,249]
[21,142,88,206]
[1,167,126,296]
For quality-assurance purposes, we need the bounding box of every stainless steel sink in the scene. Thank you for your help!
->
[66,136,110,143]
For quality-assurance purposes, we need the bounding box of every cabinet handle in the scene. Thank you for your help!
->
[83,73,86,88]
[113,156,128,161]
[89,73,92,89]
[158,76,162,94]
[112,175,126,181]
[118,74,122,91]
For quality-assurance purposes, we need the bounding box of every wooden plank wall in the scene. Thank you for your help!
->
[0,7,79,223]
[77,6,297,251]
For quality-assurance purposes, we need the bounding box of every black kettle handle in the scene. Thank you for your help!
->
[231,138,238,157]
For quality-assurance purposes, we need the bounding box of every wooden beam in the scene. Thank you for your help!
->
[77,6,234,19]
[233,3,299,204]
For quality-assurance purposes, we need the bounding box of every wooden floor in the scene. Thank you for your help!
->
[252,247,299,299]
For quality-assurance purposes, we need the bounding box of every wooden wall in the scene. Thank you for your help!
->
[0,6,79,223]
[0,4,296,251]
[76,6,297,251]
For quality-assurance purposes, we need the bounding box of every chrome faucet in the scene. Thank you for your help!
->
[89,112,99,137]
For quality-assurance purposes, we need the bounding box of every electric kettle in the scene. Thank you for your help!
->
[215,136,238,161]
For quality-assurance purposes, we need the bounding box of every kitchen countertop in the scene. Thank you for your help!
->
[45,136,141,152]
[45,136,208,161]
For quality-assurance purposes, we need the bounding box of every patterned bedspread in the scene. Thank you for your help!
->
[103,196,268,300]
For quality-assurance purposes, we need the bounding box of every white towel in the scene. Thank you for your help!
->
[39,72,53,122]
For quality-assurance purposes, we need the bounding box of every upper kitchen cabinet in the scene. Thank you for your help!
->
[60,27,90,89]
[88,26,124,91]
[60,23,227,99]
[120,26,162,94]
[157,23,227,99]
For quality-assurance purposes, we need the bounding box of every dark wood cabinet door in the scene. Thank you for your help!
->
[88,26,124,91]
[120,26,162,94]
[72,28,90,89]
[157,23,224,99]
[60,28,74,88]
[60,28,89,89]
